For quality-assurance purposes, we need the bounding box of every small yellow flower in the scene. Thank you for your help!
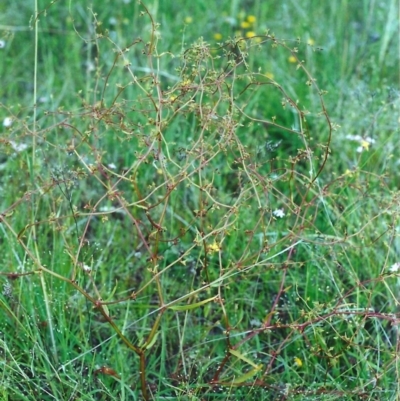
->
[184,16,193,24]
[240,21,251,29]
[180,79,191,87]
[294,357,303,367]
[208,241,221,253]
[245,31,256,38]
[361,140,370,151]
[264,72,274,79]
[288,55,297,63]
[214,33,223,41]
[307,38,315,46]
[246,15,256,24]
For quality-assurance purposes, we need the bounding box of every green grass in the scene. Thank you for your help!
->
[0,0,399,400]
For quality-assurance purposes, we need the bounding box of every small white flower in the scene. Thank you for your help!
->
[108,163,117,169]
[82,264,91,273]
[9,141,28,153]
[224,17,236,26]
[273,208,285,218]
[250,318,261,327]
[2,281,12,297]
[99,206,113,212]
[345,134,362,141]
[85,61,95,72]
[346,134,375,153]
[0,40,5,49]
[389,262,400,273]
[3,117,12,127]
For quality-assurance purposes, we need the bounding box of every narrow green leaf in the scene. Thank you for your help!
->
[170,296,216,311]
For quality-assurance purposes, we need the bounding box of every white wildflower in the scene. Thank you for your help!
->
[85,61,95,72]
[9,141,28,153]
[3,117,12,127]
[250,318,262,327]
[0,40,5,49]
[389,262,400,273]
[273,208,285,218]
[346,134,375,153]
[82,264,91,273]
[364,136,376,145]
[99,206,113,212]
[224,17,236,26]
[345,134,362,141]
[2,281,12,297]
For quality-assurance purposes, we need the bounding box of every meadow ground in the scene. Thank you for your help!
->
[0,0,399,400]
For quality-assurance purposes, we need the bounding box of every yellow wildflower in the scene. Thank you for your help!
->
[247,15,256,24]
[214,33,223,41]
[184,16,193,24]
[245,31,256,38]
[240,21,251,29]
[208,241,221,253]
[361,140,370,151]
[180,79,191,87]
[288,55,297,63]
[307,38,315,46]
[294,357,303,367]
